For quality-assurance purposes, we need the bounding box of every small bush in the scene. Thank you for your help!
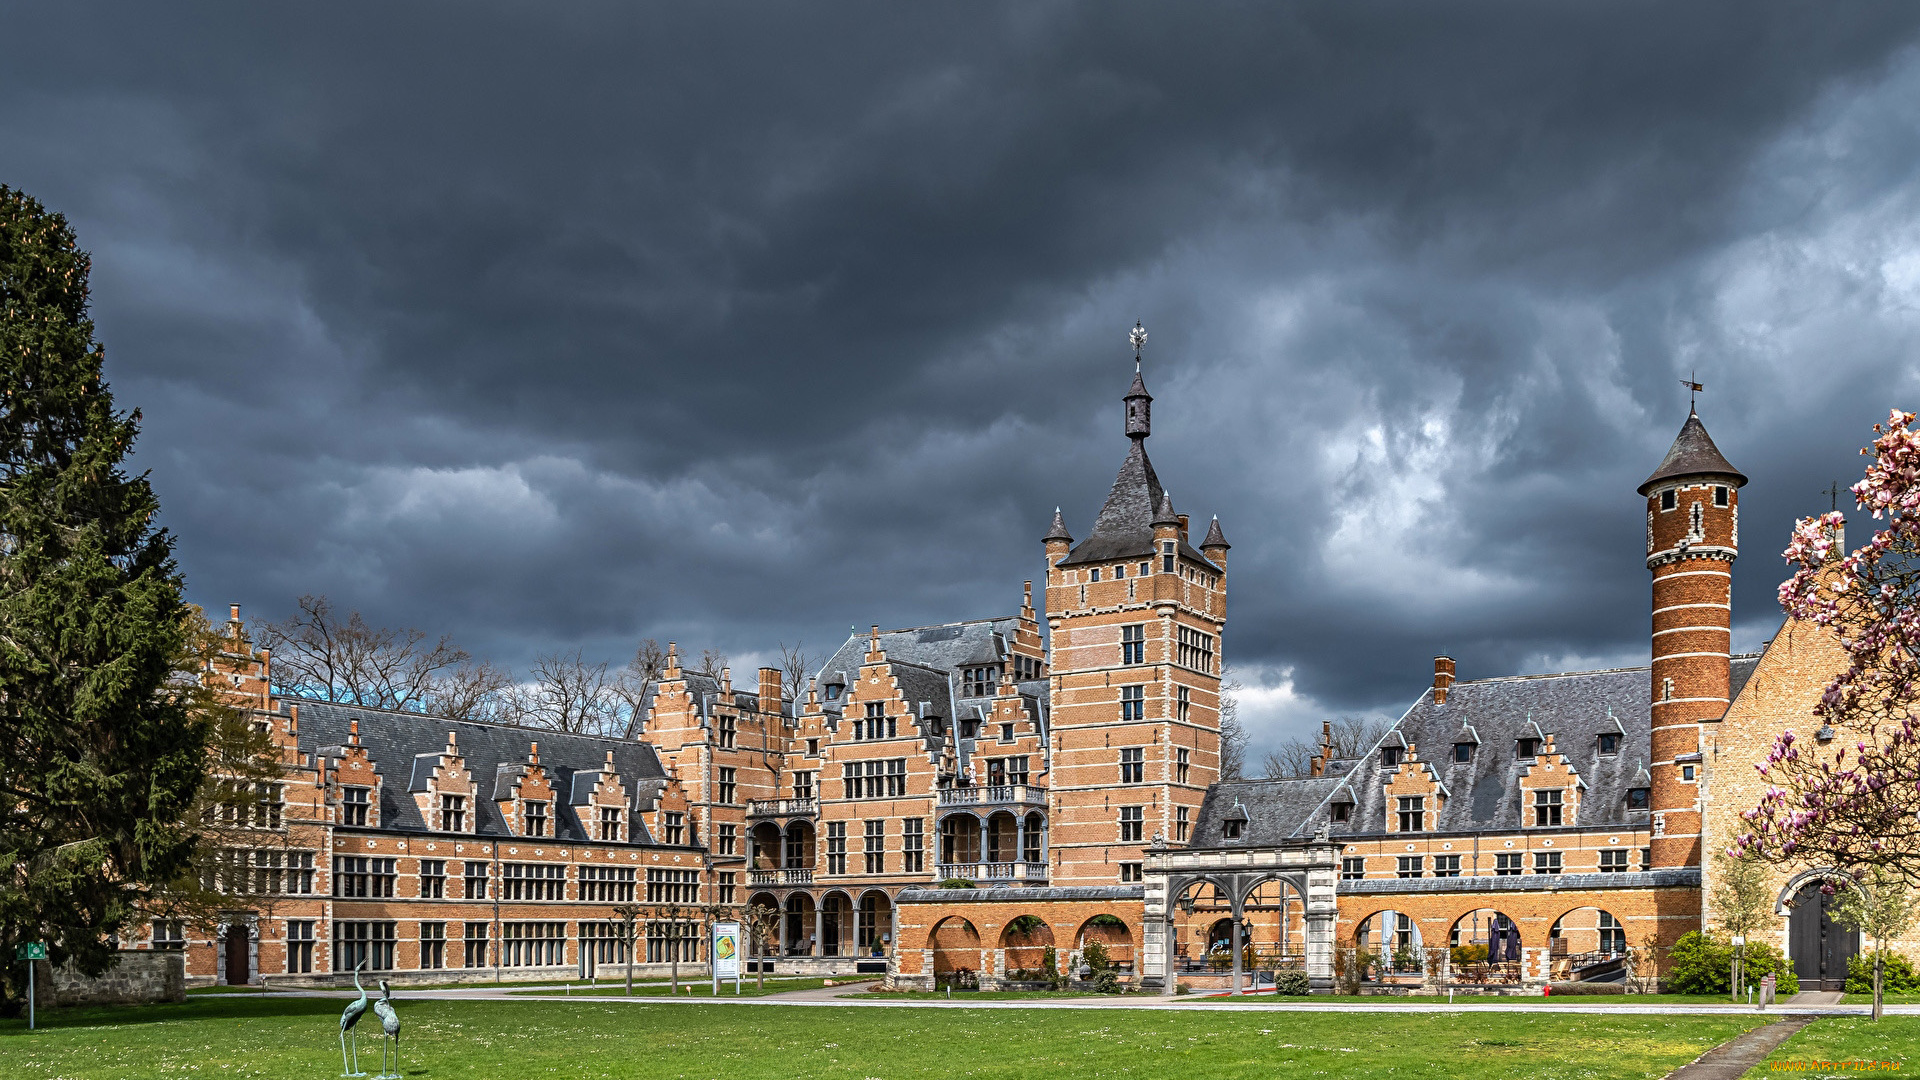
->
[1547,981,1625,995]
[1847,951,1920,995]
[1392,945,1420,972]
[937,878,976,889]
[1175,982,1192,995]
[1451,944,1488,967]
[1271,969,1311,995]
[1083,941,1121,994]
[935,967,978,990]
[1666,932,1799,996]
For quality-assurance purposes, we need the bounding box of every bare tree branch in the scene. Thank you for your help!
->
[260,595,471,712]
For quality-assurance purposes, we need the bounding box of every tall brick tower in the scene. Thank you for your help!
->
[1638,407,1745,869]
[1045,325,1226,885]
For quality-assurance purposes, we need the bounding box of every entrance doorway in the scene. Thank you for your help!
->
[1789,881,1857,991]
[224,923,251,986]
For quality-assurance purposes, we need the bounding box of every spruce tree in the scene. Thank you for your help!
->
[0,187,208,1013]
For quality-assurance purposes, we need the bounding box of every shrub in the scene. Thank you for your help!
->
[1547,981,1625,995]
[1083,940,1121,994]
[1391,945,1420,972]
[937,878,976,889]
[935,967,977,990]
[1042,945,1064,990]
[1352,949,1380,981]
[1847,951,1920,995]
[1207,948,1231,971]
[1451,944,1489,967]
[1175,982,1192,995]
[1666,932,1799,996]
[1271,969,1311,995]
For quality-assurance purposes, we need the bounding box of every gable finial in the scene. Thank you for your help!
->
[1129,320,1147,371]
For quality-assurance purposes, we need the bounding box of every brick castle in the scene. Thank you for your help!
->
[153,337,1880,994]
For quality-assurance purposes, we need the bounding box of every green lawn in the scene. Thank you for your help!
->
[1841,993,1920,1006]
[512,976,844,998]
[0,995,1774,1079]
[1750,1016,1920,1076]
[853,989,1106,1000]
[1174,993,1756,1006]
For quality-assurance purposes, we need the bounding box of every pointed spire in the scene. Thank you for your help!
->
[1125,322,1152,440]
[1151,490,1180,527]
[1043,507,1073,544]
[1202,515,1229,550]
[1639,409,1747,495]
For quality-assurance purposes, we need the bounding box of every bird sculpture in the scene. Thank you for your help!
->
[339,961,371,1077]
[372,979,402,1079]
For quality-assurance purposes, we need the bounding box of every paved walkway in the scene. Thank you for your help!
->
[1787,990,1843,1006]
[1663,1018,1813,1080]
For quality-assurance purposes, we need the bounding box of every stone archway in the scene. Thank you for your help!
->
[1787,879,1858,991]
[1144,836,1340,995]
[930,916,983,985]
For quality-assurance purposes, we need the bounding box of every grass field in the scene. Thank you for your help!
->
[0,995,1779,1079]
[1756,1016,1920,1074]
[1172,992,1756,1006]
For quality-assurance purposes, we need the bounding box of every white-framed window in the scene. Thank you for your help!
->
[1118,806,1143,842]
[1119,747,1144,784]
[1121,624,1145,665]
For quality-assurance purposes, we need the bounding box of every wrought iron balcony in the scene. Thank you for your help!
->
[935,784,1046,809]
[747,797,818,818]
[747,868,816,886]
[934,861,1047,883]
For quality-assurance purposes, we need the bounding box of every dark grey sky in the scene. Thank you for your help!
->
[7,3,1920,757]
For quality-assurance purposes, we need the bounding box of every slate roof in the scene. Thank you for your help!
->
[1189,656,1760,847]
[1640,410,1747,494]
[894,885,1145,904]
[296,699,678,845]
[814,618,1024,715]
[1057,439,1217,569]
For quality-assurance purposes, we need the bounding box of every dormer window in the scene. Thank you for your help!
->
[1396,796,1425,832]
[439,794,465,832]
[1627,788,1650,811]
[341,786,371,827]
[1331,802,1352,822]
[1453,743,1473,763]
[960,719,978,740]
[824,684,842,700]
[599,807,623,842]
[1223,819,1243,840]
[1516,738,1539,759]
[523,800,548,837]
[1598,733,1621,755]
[1379,746,1403,767]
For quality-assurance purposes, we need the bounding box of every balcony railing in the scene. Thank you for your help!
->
[936,784,1046,809]
[747,868,815,886]
[746,797,818,818]
[935,861,1047,883]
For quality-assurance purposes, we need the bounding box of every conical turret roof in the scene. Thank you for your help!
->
[1638,410,1747,495]
[1043,507,1073,544]
[1151,491,1180,527]
[1202,515,1229,549]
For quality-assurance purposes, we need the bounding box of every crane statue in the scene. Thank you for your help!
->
[339,961,371,1077]
[372,979,402,1079]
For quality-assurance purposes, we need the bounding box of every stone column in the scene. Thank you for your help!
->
[813,903,824,958]
[978,818,990,869]
[1014,816,1026,868]
[1304,912,1336,994]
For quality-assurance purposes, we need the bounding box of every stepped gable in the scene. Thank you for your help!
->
[813,616,1027,714]
[1639,410,1747,494]
[1187,656,1760,846]
[298,699,671,842]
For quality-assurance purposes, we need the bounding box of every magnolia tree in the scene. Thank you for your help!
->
[1738,409,1920,1018]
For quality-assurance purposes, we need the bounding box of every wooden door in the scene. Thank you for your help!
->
[225,923,251,986]
[1789,882,1856,991]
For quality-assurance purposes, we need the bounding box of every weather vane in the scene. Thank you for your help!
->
[1129,321,1147,369]
[1681,372,1704,410]
[1823,481,1844,513]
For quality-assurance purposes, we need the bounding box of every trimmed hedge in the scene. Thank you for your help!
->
[1271,969,1311,995]
[1547,981,1625,995]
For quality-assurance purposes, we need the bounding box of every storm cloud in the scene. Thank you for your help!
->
[6,2,1920,758]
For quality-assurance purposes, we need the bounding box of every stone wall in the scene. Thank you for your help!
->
[31,951,186,1008]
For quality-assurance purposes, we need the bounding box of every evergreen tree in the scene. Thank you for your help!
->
[0,187,208,1013]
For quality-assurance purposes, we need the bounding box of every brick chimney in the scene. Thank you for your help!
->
[759,666,783,708]
[1433,656,1456,705]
